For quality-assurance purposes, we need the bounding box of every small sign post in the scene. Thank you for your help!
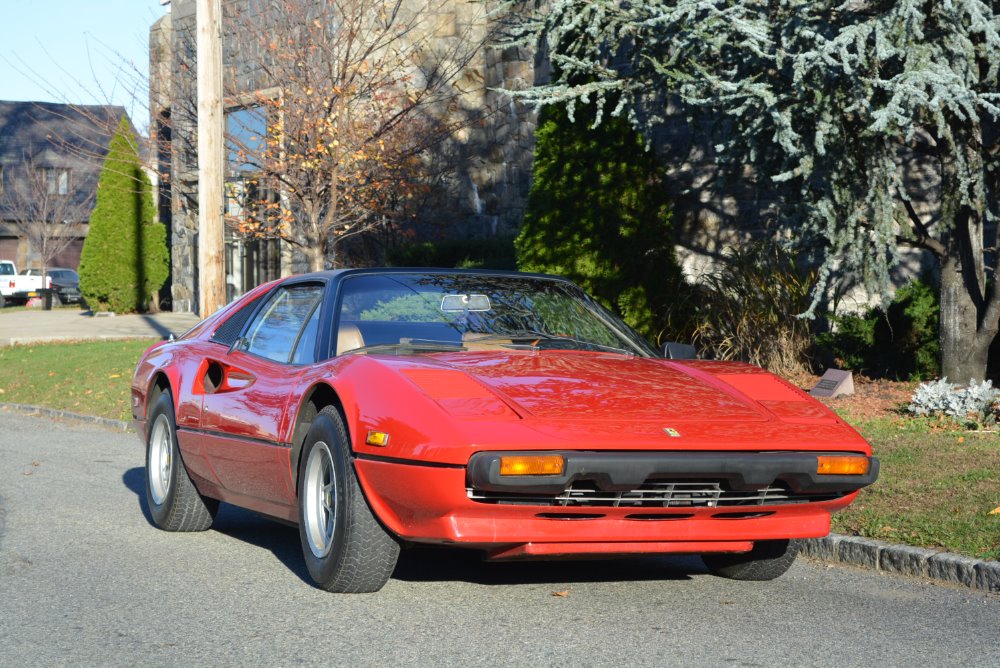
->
[810,369,854,398]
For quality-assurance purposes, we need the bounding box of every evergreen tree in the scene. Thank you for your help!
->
[511,0,1000,381]
[80,117,168,313]
[516,102,683,342]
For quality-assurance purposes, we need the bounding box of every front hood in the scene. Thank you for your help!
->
[396,351,769,422]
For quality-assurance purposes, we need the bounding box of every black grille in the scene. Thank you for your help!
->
[467,480,843,508]
[210,295,263,346]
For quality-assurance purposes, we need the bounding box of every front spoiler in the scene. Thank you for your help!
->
[467,451,879,495]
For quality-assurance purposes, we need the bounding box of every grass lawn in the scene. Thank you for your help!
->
[831,415,1000,560]
[0,339,157,421]
[0,339,997,561]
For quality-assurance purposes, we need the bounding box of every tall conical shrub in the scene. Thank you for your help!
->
[79,117,168,313]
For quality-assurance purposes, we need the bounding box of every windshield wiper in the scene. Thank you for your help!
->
[342,339,464,356]
[470,331,634,356]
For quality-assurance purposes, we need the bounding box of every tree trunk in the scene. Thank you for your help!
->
[307,241,325,272]
[939,245,991,382]
[938,133,997,383]
[937,189,992,381]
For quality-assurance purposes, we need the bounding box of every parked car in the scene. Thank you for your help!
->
[0,260,50,307]
[21,267,82,305]
[132,268,878,593]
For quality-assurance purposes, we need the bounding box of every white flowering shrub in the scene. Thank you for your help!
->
[908,378,1000,429]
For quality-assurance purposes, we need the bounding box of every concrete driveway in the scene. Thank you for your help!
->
[0,307,202,346]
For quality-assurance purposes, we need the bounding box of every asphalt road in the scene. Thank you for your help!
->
[1,411,998,667]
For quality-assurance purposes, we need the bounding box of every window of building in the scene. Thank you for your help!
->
[44,168,71,195]
[226,106,267,176]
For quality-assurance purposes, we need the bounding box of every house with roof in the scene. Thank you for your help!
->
[0,101,129,271]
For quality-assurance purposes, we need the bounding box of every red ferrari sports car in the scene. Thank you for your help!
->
[132,268,878,592]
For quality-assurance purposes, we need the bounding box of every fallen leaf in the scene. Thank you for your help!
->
[552,590,569,598]
[989,507,1000,515]
[958,436,965,444]
[108,374,121,379]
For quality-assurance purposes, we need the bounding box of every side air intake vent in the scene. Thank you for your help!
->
[211,296,263,347]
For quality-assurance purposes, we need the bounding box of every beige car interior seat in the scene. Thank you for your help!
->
[336,323,365,355]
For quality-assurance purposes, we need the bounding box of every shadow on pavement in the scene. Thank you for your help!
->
[139,314,179,340]
[122,466,312,584]
[123,466,704,588]
[392,545,702,586]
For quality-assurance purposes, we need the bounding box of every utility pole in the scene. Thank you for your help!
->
[196,0,226,316]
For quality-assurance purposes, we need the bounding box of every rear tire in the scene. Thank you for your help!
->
[298,406,400,593]
[145,391,218,531]
[702,539,799,581]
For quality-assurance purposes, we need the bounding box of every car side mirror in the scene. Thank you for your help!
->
[662,341,697,360]
[229,336,248,355]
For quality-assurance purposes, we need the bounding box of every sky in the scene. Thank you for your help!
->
[0,0,169,131]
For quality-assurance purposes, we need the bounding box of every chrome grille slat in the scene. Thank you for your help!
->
[467,480,840,508]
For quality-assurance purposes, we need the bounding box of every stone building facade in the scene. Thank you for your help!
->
[150,0,539,313]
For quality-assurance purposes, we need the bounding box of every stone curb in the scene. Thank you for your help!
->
[800,534,1000,593]
[0,402,133,432]
[1,402,997,593]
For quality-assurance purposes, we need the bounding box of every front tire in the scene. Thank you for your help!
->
[702,539,799,581]
[145,391,218,531]
[298,406,400,593]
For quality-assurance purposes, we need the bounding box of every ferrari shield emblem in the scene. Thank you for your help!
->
[663,427,681,438]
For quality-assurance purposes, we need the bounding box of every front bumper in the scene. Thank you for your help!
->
[54,286,82,303]
[354,452,871,557]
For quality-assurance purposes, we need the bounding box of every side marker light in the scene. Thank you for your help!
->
[499,455,565,476]
[365,431,390,447]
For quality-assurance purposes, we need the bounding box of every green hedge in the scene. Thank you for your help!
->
[817,277,940,380]
[514,102,683,342]
[386,236,516,270]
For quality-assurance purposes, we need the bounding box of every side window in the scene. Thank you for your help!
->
[240,284,324,363]
[290,302,322,365]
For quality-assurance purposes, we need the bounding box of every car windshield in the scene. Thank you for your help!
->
[336,273,656,357]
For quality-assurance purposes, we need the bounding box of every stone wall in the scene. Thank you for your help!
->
[151,0,539,312]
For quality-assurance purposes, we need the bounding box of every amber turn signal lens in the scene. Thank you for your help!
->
[499,455,565,476]
[365,431,390,447]
[816,455,869,475]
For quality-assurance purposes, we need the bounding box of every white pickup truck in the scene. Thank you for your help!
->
[0,260,51,308]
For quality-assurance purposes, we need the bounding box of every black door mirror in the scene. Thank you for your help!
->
[662,341,697,360]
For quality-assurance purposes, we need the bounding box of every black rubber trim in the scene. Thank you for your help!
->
[466,451,880,495]
[354,452,465,469]
[177,426,291,449]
